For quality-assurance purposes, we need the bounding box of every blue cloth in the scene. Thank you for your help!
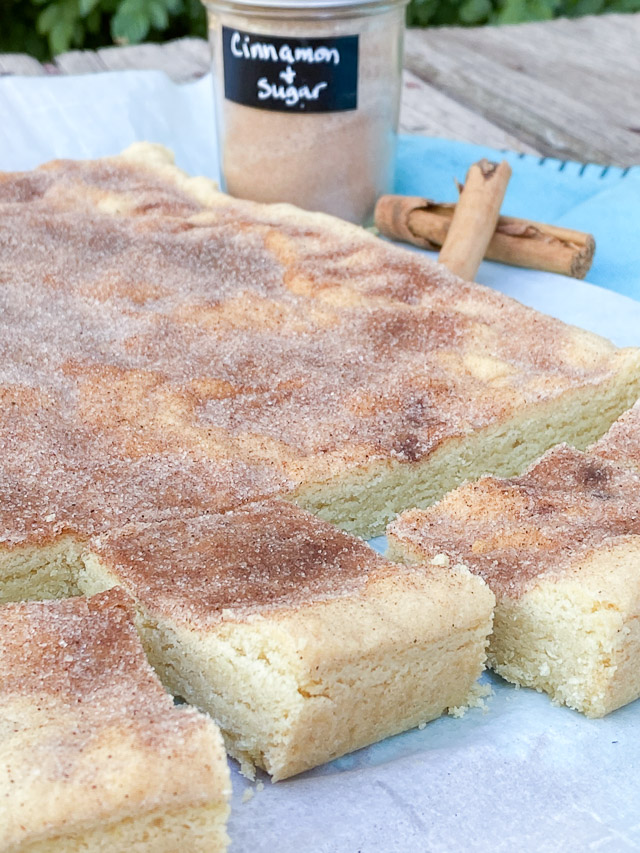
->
[395,136,640,302]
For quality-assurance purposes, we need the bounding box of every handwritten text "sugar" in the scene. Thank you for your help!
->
[257,79,328,106]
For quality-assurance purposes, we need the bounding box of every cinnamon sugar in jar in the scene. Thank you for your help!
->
[204,0,408,224]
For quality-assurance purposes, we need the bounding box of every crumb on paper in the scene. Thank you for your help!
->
[448,682,493,718]
[242,779,265,803]
[239,756,256,781]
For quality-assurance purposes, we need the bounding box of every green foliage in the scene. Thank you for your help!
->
[0,0,207,60]
[407,0,640,26]
[2,0,640,59]
[0,1,48,60]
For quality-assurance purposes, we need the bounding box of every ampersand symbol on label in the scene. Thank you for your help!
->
[279,66,297,85]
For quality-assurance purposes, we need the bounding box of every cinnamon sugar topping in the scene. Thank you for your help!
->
[590,399,640,471]
[0,588,228,846]
[89,500,394,623]
[0,589,211,739]
[0,155,208,217]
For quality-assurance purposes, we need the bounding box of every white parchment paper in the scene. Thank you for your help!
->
[1,69,639,853]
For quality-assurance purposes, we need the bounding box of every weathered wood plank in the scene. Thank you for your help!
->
[439,18,640,79]
[54,38,209,82]
[400,69,541,153]
[413,14,640,141]
[2,14,638,165]
[449,13,640,72]
[404,24,640,165]
[551,11,640,56]
[53,51,109,76]
[427,22,640,128]
[94,38,209,83]
[0,54,46,76]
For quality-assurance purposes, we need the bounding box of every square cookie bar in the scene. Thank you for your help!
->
[0,390,289,606]
[388,442,640,717]
[0,588,230,852]
[80,500,495,780]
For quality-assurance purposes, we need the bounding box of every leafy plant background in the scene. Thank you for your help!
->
[2,0,639,60]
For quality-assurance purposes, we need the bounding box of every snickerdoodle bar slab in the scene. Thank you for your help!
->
[79,499,494,781]
[3,145,640,540]
[389,441,640,718]
[0,588,230,853]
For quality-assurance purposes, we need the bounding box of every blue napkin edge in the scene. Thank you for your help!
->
[395,135,639,191]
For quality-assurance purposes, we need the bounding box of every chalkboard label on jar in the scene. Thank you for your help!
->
[222,26,359,113]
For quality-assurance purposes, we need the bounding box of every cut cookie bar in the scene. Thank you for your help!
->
[0,588,230,852]
[388,443,640,717]
[0,397,289,606]
[79,499,495,781]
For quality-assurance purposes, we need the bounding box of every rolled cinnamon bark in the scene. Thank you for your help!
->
[437,159,512,281]
[374,195,595,280]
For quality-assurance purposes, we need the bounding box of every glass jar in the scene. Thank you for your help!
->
[204,0,408,224]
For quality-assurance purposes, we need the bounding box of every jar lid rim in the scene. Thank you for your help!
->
[204,0,408,9]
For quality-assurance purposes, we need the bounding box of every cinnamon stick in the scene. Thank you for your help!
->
[375,196,595,280]
[434,159,512,280]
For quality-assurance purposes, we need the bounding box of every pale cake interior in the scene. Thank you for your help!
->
[0,590,230,852]
[16,806,230,853]
[491,542,640,718]
[116,584,494,781]
[388,437,640,717]
[0,537,83,605]
[294,369,639,537]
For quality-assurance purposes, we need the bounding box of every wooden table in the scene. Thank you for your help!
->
[1,13,638,166]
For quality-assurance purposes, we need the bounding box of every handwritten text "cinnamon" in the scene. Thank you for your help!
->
[230,31,341,66]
